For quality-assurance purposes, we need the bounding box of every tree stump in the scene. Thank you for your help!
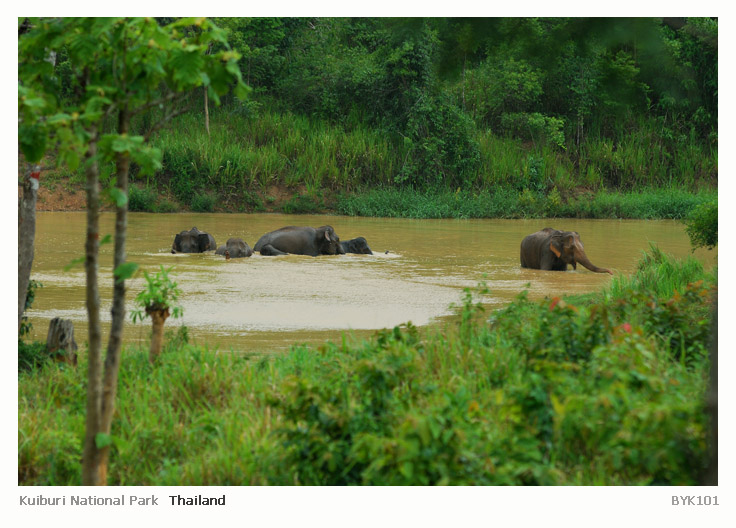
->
[46,317,78,366]
[147,306,170,362]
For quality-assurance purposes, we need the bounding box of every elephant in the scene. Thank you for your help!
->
[215,237,253,258]
[253,225,346,256]
[340,237,373,255]
[172,227,217,254]
[520,228,613,274]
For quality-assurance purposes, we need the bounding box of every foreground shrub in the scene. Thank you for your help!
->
[684,199,717,251]
[18,341,53,373]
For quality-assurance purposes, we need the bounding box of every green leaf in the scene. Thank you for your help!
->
[109,188,128,207]
[111,134,144,153]
[63,256,86,272]
[111,435,130,454]
[47,113,73,125]
[113,262,139,283]
[59,148,80,172]
[68,33,98,63]
[234,81,252,101]
[129,145,162,176]
[19,124,47,163]
[21,97,48,109]
[100,234,113,246]
[83,95,112,122]
[95,433,113,449]
[170,49,206,87]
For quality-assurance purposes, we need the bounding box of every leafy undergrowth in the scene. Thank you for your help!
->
[18,249,715,485]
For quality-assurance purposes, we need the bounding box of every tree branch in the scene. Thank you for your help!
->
[131,90,183,117]
[144,104,192,142]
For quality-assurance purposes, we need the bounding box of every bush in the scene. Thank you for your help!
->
[684,199,717,250]
[282,193,323,214]
[128,185,158,212]
[190,191,217,212]
[500,112,566,149]
[18,341,53,373]
[156,199,179,213]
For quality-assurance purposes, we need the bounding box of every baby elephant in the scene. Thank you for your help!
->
[520,228,612,274]
[340,237,373,255]
[216,238,253,258]
[172,227,216,254]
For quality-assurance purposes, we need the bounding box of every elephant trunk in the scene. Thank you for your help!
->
[574,247,613,275]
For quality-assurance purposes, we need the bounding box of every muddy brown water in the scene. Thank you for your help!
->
[26,212,717,354]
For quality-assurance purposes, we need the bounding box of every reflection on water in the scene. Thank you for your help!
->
[27,213,717,353]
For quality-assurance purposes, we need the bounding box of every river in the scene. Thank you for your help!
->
[26,213,717,353]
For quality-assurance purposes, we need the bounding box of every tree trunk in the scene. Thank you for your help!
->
[148,307,170,362]
[97,108,132,484]
[18,163,40,334]
[461,53,466,112]
[81,132,104,485]
[204,85,210,137]
[46,317,78,366]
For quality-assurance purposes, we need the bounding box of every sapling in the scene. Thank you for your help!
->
[131,266,183,362]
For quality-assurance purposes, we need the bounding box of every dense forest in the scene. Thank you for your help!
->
[41,17,717,216]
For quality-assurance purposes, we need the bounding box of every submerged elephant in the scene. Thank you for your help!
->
[215,237,253,258]
[172,227,217,254]
[340,237,373,255]
[254,226,345,256]
[520,228,613,274]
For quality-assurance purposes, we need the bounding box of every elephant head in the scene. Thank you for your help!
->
[549,231,612,274]
[341,237,373,255]
[316,226,345,255]
[173,227,216,253]
[215,237,253,258]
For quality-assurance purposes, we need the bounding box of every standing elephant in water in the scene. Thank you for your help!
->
[520,228,613,274]
[216,237,253,258]
[254,226,345,256]
[172,227,217,253]
[340,237,373,255]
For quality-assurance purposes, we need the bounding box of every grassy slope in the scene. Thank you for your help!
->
[42,107,716,219]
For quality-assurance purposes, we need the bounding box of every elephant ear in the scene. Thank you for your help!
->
[173,234,182,250]
[549,236,563,258]
[197,233,212,251]
[316,226,333,242]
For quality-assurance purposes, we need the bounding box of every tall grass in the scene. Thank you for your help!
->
[336,186,716,220]
[150,108,397,205]
[19,249,715,485]
[144,105,716,212]
[607,244,709,300]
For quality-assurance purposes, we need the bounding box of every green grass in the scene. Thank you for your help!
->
[336,186,716,220]
[607,244,710,300]
[19,248,716,485]
[138,105,716,218]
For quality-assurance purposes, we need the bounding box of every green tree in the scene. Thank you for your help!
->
[684,200,717,251]
[18,17,247,485]
[131,266,183,362]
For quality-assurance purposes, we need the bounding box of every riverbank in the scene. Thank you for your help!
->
[33,171,715,220]
[19,247,716,485]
